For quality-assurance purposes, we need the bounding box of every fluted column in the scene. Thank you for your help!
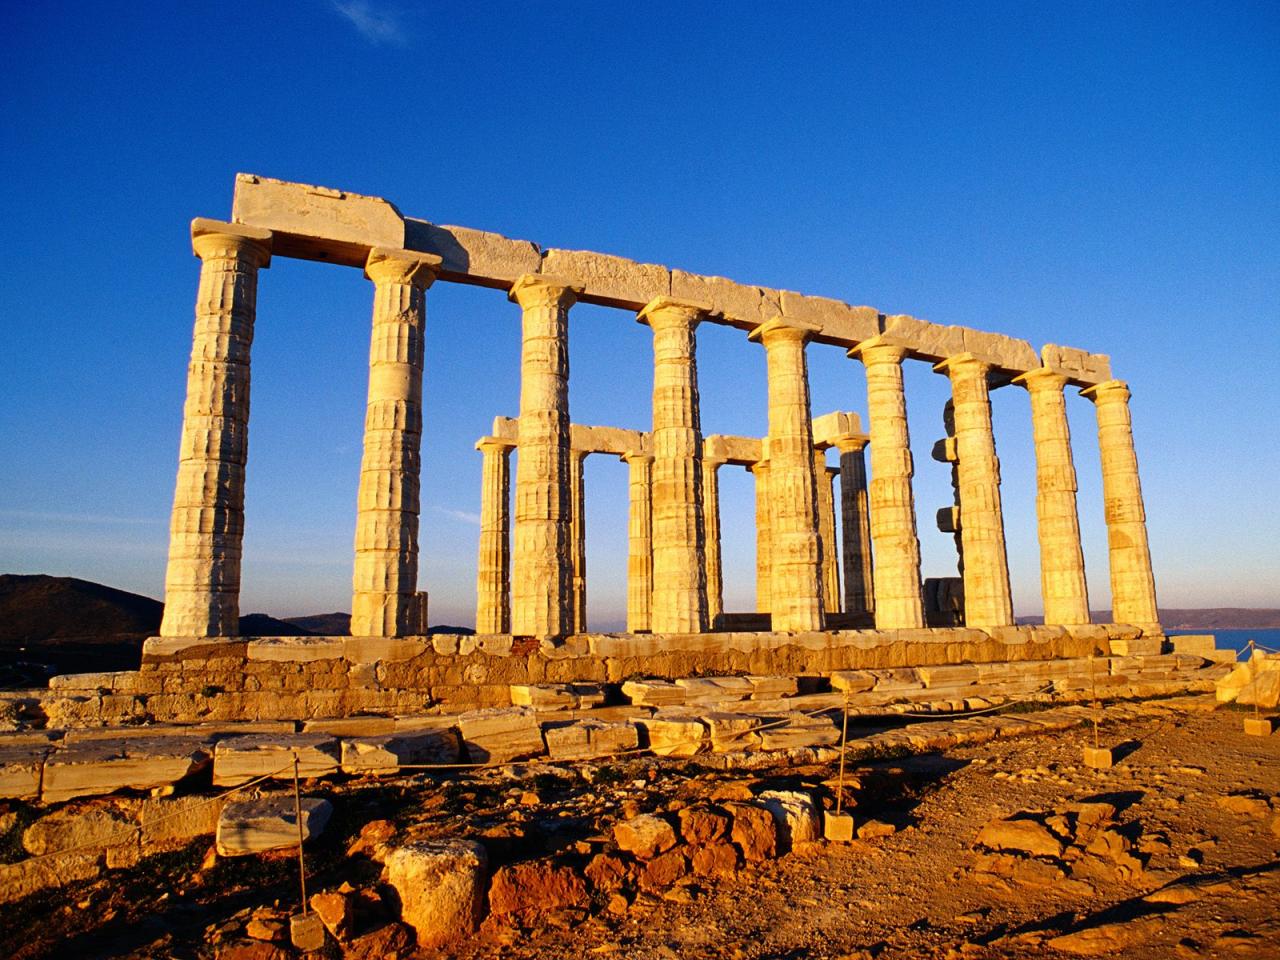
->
[1081,379,1158,626]
[934,353,1014,628]
[834,434,874,619]
[509,275,581,637]
[569,450,588,633]
[350,248,441,637]
[751,459,772,613]
[474,437,513,634]
[624,452,654,632]
[750,319,824,631]
[814,453,841,614]
[639,297,709,633]
[848,337,924,629]
[161,219,272,638]
[702,457,726,627]
[1013,368,1089,625]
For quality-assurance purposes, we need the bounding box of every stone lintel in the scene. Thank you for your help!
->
[475,435,515,454]
[1042,344,1113,388]
[704,434,763,466]
[490,416,649,458]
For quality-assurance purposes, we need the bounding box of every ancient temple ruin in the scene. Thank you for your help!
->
[161,173,1159,651]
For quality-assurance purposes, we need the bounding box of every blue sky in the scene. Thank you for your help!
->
[2,1,1277,627]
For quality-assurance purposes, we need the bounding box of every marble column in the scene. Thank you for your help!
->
[934,353,1014,628]
[569,449,588,633]
[161,218,272,638]
[509,274,581,637]
[750,318,824,631]
[847,337,924,629]
[702,457,726,627]
[834,434,875,619]
[623,452,654,632]
[814,457,841,614]
[751,459,772,614]
[1013,368,1090,625]
[474,437,513,634]
[639,297,709,633]
[1081,379,1159,626]
[350,247,441,637]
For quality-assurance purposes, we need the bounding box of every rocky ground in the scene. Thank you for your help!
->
[3,703,1276,959]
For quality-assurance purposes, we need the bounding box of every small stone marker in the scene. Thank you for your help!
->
[290,912,326,951]
[823,811,855,843]
[1083,746,1114,769]
[1243,716,1276,736]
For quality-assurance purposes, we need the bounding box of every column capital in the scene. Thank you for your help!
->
[475,435,515,454]
[365,247,442,289]
[748,316,821,345]
[1080,379,1131,404]
[509,273,584,309]
[1012,366,1069,393]
[637,296,710,329]
[832,433,871,454]
[191,218,272,267]
[847,335,909,364]
[933,352,993,378]
[621,450,653,466]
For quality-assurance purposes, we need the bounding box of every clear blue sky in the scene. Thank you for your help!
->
[2,1,1277,627]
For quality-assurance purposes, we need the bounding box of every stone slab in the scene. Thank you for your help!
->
[42,737,211,803]
[212,733,340,787]
[622,680,687,706]
[341,724,462,774]
[674,676,753,702]
[246,637,346,662]
[542,719,640,760]
[633,714,707,757]
[0,744,50,800]
[216,795,332,856]
[456,706,544,764]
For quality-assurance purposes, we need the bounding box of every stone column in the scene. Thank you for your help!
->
[509,274,581,637]
[834,434,875,619]
[934,353,1014,628]
[474,437,513,634]
[702,457,726,627]
[751,459,772,613]
[814,452,841,615]
[350,248,441,637]
[623,452,654,632]
[639,297,709,633]
[160,219,272,638]
[569,450,588,633]
[750,319,824,631]
[1013,368,1090,625]
[1081,379,1159,626]
[847,337,924,629]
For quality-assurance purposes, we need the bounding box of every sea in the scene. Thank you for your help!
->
[1166,628,1280,658]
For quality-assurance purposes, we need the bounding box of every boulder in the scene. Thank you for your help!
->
[690,841,739,877]
[309,890,355,941]
[639,848,688,890]
[758,790,820,848]
[584,852,632,891]
[678,806,730,845]
[724,801,778,861]
[488,860,589,915]
[975,817,1064,858]
[383,840,488,949]
[614,813,677,859]
[216,796,332,856]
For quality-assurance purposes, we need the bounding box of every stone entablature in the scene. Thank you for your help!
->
[160,174,1160,643]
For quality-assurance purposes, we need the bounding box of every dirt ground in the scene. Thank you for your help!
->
[6,705,1277,960]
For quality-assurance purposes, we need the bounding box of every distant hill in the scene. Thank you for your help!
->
[286,612,351,635]
[1018,608,1280,629]
[0,574,309,687]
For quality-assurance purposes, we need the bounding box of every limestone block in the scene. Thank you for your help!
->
[810,411,865,447]
[917,664,981,687]
[212,733,340,787]
[614,813,678,859]
[232,173,404,265]
[23,806,136,856]
[42,737,212,803]
[405,220,541,285]
[303,717,397,737]
[960,328,1038,372]
[542,248,669,309]
[247,637,346,662]
[674,677,753,702]
[341,726,461,775]
[830,670,876,693]
[138,794,225,847]
[383,841,489,948]
[633,714,707,757]
[1169,635,1216,657]
[758,715,840,751]
[758,790,820,849]
[542,719,639,760]
[343,637,428,663]
[1109,637,1163,656]
[881,315,964,360]
[216,796,332,856]
[1041,344,1112,386]
[824,811,855,843]
[509,682,605,710]
[747,675,799,699]
[705,712,763,752]
[670,270,780,329]
[48,671,138,693]
[0,744,48,799]
[0,850,100,905]
[779,290,879,344]
[621,680,686,706]
[457,706,544,764]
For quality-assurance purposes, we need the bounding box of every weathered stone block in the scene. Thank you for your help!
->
[212,733,340,787]
[823,811,855,843]
[0,744,48,800]
[542,248,669,309]
[633,714,707,757]
[406,220,541,285]
[622,679,686,706]
[341,725,461,774]
[216,796,332,856]
[247,637,346,662]
[457,706,544,764]
[42,737,211,803]
[543,719,639,760]
[670,270,780,328]
[829,670,876,693]
[384,841,489,948]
